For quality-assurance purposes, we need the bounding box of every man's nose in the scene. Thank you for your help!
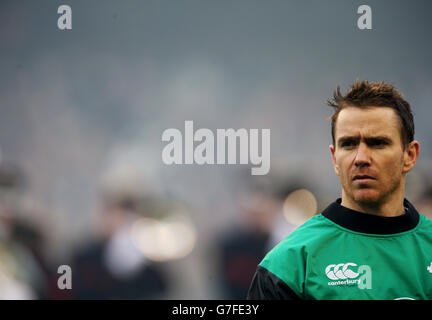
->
[354,142,371,167]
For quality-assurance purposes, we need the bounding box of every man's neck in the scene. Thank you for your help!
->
[341,193,406,217]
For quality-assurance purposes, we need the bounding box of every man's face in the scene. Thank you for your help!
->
[330,106,418,208]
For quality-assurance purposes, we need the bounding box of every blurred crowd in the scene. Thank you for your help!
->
[0,155,431,300]
[1,0,432,301]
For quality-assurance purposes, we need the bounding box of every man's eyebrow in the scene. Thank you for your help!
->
[337,136,360,145]
[337,135,392,145]
[365,136,393,145]
[364,136,392,143]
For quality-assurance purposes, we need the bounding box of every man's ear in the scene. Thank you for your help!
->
[329,144,340,176]
[403,140,420,174]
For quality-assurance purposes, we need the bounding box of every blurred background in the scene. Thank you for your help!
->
[1,0,432,299]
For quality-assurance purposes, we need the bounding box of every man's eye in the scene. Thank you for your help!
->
[370,140,388,147]
[341,141,356,147]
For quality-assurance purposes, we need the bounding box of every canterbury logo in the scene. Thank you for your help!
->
[325,263,360,280]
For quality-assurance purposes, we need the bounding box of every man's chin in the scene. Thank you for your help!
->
[353,190,381,206]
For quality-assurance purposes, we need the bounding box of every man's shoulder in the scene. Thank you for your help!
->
[418,213,432,234]
[260,214,336,267]
[257,214,337,296]
[270,214,336,251]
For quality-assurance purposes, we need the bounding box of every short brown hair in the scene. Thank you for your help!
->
[327,80,415,148]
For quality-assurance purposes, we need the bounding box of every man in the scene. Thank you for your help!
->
[247,80,432,300]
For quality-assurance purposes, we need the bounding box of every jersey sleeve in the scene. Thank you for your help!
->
[247,265,301,300]
[247,235,308,300]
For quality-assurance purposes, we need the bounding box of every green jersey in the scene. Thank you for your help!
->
[247,198,432,300]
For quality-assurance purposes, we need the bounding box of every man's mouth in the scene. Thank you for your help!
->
[353,175,376,182]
